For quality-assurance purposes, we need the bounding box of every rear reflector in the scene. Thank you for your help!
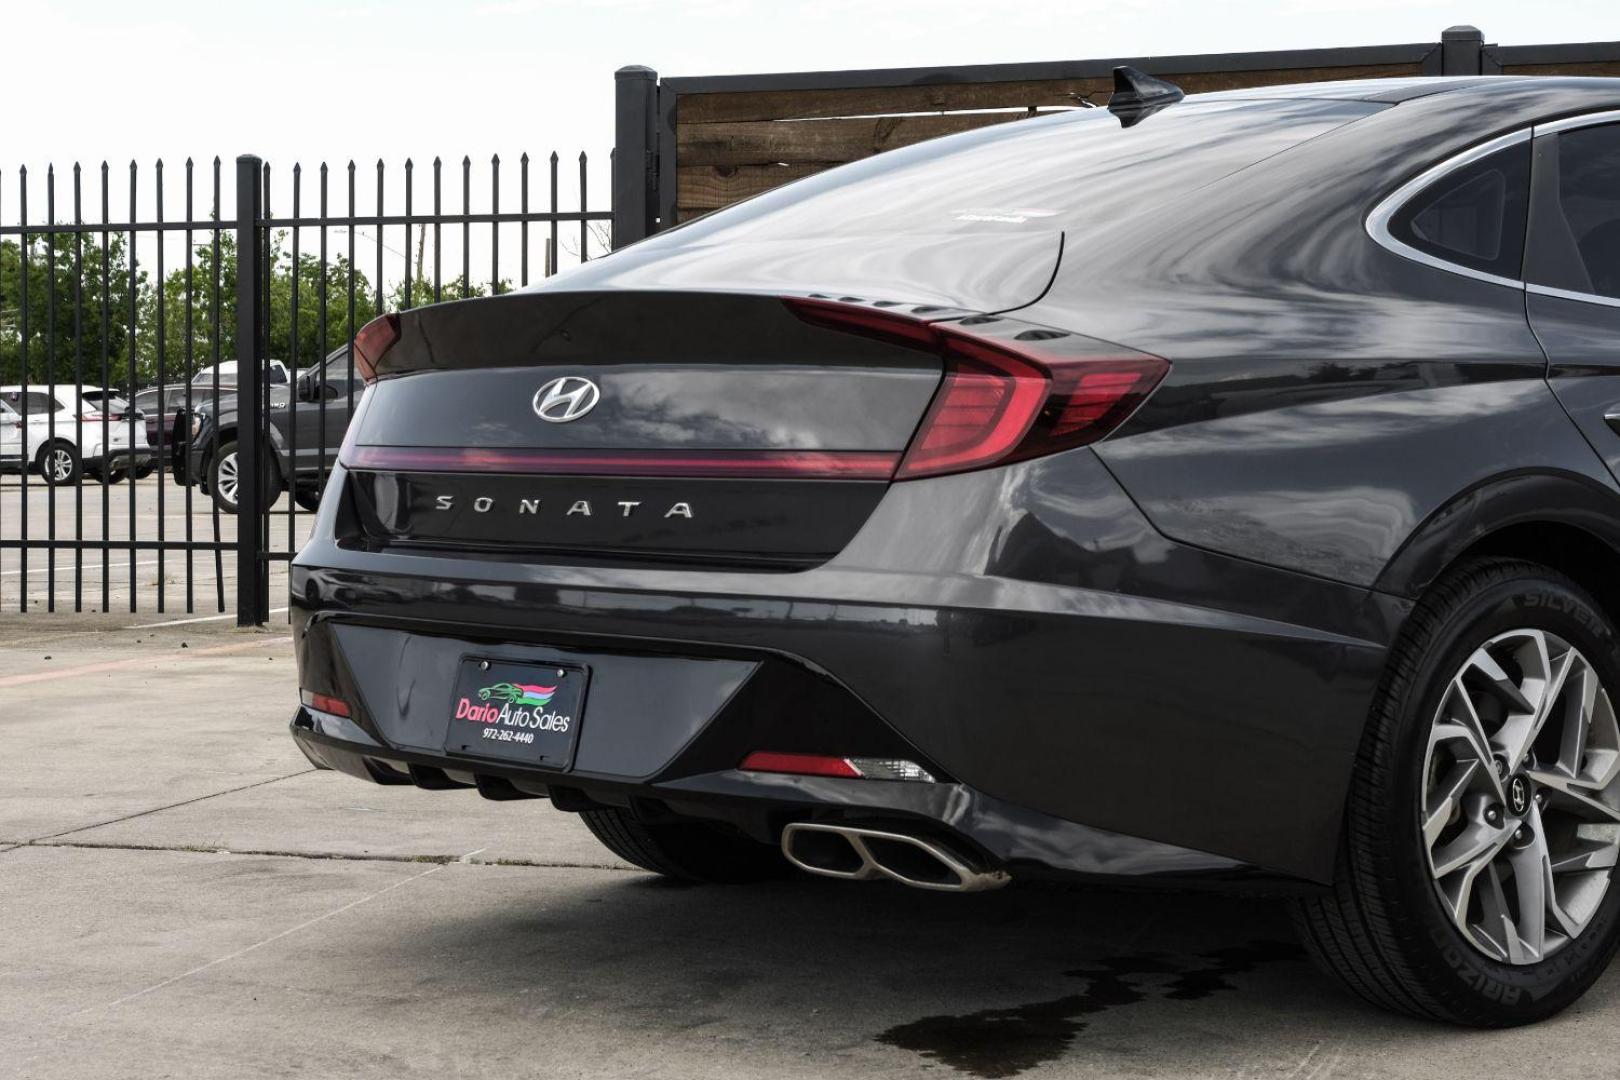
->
[343,445,900,480]
[786,297,1168,480]
[300,690,352,718]
[740,751,935,783]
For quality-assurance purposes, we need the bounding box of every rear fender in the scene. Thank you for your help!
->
[1375,470,1620,599]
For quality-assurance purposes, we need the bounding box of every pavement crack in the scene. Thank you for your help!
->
[68,863,447,1016]
[25,769,317,843]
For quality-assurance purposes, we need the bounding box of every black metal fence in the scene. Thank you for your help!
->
[0,151,610,623]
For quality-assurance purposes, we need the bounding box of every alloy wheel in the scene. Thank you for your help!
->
[48,448,74,483]
[216,451,239,507]
[1422,628,1620,964]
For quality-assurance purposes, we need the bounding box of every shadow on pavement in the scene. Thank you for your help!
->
[416,871,1392,1077]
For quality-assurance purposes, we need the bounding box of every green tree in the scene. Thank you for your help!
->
[386,273,507,311]
[139,231,379,382]
[0,232,143,387]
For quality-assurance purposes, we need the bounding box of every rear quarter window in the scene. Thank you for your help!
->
[1388,141,1531,281]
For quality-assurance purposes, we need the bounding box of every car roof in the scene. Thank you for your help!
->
[1195,75,1620,106]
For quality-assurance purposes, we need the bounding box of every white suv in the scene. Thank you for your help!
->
[0,386,156,485]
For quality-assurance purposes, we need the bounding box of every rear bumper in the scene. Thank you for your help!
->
[292,453,1407,887]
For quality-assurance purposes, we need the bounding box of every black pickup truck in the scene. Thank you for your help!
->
[179,347,361,514]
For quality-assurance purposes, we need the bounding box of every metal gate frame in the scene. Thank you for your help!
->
[1,152,609,625]
[230,155,612,625]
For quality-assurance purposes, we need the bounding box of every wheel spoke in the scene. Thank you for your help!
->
[1424,759,1480,848]
[1528,768,1620,825]
[1506,811,1553,960]
[1549,837,1619,874]
[1547,663,1595,786]
[1477,862,1521,963]
[1432,819,1513,879]
[1468,645,1535,715]
[1499,641,1574,773]
[1432,685,1505,804]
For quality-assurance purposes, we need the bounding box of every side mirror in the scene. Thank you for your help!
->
[296,373,318,402]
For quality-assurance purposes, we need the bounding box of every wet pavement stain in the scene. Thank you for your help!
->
[876,940,1305,1079]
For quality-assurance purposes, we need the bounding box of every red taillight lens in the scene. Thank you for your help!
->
[785,298,1168,481]
[341,445,898,479]
[299,690,351,718]
[739,751,863,779]
[351,313,401,383]
[897,335,1048,479]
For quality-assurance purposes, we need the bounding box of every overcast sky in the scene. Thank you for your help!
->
[4,1,1615,284]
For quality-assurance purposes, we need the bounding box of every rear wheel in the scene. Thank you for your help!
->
[579,807,791,883]
[36,442,80,486]
[1292,559,1620,1026]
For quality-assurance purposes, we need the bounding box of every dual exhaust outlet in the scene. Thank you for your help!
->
[780,821,1010,893]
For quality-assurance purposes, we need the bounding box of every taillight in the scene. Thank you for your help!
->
[739,751,936,783]
[351,313,401,383]
[299,690,351,718]
[785,298,1167,481]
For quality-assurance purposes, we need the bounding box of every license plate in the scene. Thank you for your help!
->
[443,657,588,768]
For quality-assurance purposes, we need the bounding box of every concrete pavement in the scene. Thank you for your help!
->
[3,615,1619,1078]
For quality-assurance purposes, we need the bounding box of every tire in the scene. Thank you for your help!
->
[579,807,791,883]
[1292,558,1620,1026]
[101,467,128,484]
[133,462,156,480]
[36,442,80,486]
[293,485,323,512]
[209,439,280,515]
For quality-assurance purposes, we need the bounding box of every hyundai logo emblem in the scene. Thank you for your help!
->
[533,376,601,424]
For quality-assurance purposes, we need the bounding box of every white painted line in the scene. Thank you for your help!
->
[125,606,288,629]
[0,558,163,578]
[0,635,293,689]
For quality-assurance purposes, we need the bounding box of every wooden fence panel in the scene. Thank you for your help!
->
[611,29,1620,240]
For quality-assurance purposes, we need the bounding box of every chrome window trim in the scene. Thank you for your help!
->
[1365,128,1531,291]
[1533,109,1620,137]
[1527,283,1620,310]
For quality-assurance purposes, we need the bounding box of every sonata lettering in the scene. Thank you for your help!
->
[428,495,695,520]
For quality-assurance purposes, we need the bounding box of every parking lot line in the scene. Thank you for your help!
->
[0,558,164,578]
[0,635,292,689]
[125,606,289,629]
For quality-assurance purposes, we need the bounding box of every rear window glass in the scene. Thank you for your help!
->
[674,98,1383,241]
[1390,141,1530,280]
[1549,124,1620,298]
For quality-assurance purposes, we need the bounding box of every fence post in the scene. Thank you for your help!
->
[234,154,268,626]
[612,65,658,249]
[1441,25,1485,75]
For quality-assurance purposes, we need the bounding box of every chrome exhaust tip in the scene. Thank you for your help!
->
[780,822,1010,893]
